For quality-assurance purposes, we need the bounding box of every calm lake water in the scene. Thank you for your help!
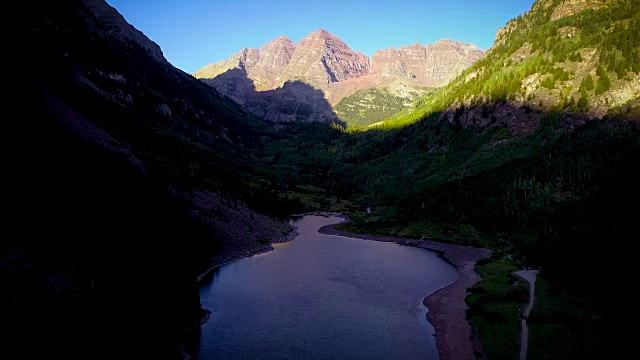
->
[195,214,458,360]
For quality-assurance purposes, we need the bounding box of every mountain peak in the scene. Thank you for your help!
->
[276,28,369,91]
[195,29,484,115]
[309,28,338,40]
[272,35,294,43]
[261,35,296,52]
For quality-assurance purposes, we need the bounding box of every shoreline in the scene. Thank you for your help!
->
[194,211,491,360]
[196,226,300,283]
[315,214,491,360]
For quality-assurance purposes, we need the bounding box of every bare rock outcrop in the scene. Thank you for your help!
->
[371,40,484,88]
[193,36,296,91]
[550,0,612,21]
[193,48,260,83]
[195,29,484,123]
[275,29,370,95]
[255,36,297,89]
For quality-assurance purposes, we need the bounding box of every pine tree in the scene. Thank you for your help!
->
[580,75,595,92]
[564,96,576,110]
[595,66,611,95]
[577,90,589,112]
[541,76,555,90]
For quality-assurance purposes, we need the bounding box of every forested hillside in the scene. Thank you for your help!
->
[380,0,639,129]
[334,86,432,128]
[3,1,639,359]
[253,1,640,358]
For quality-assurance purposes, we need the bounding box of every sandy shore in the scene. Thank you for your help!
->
[317,220,491,360]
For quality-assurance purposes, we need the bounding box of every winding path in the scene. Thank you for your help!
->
[514,270,539,360]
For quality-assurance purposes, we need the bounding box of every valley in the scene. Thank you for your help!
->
[2,1,639,359]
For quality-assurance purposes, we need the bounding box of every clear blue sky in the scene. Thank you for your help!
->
[105,0,534,75]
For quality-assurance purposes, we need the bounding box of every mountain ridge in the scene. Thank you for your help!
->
[376,0,639,130]
[194,28,484,124]
[4,1,640,360]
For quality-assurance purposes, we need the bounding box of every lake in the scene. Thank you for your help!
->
[195,214,458,359]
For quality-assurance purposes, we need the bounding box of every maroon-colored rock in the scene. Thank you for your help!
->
[275,29,370,94]
[371,40,484,88]
[194,29,484,123]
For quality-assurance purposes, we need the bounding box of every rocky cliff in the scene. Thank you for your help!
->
[194,29,484,123]
[550,0,613,21]
[371,40,484,88]
[194,36,296,91]
[255,35,298,89]
[274,29,371,94]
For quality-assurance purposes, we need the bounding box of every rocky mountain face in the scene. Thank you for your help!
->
[370,40,484,88]
[550,0,613,21]
[194,29,484,123]
[255,35,298,88]
[195,35,296,91]
[276,29,371,93]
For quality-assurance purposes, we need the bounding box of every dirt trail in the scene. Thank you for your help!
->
[514,270,539,360]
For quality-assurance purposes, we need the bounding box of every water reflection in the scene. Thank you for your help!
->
[195,215,458,360]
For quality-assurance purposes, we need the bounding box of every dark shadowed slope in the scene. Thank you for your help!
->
[0,1,295,359]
